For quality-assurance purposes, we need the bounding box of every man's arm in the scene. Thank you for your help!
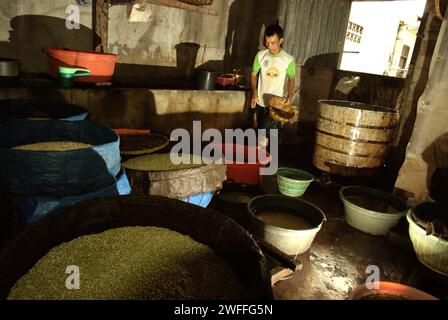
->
[250,53,261,108]
[287,76,295,101]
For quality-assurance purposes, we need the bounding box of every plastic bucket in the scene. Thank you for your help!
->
[195,69,220,90]
[277,167,314,197]
[219,144,271,185]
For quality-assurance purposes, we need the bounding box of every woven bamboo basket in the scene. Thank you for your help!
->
[118,133,169,156]
[269,107,296,123]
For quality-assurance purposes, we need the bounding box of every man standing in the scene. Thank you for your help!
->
[250,24,296,149]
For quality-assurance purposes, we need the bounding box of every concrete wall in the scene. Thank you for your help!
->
[0,87,250,136]
[0,0,92,73]
[108,0,258,80]
[0,0,264,81]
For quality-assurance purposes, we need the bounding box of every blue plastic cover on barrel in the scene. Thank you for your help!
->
[15,168,131,226]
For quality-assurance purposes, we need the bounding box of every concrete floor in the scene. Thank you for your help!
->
[255,144,448,300]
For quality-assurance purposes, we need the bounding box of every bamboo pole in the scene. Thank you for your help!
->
[146,0,218,16]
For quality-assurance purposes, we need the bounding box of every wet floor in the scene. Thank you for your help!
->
[257,144,448,300]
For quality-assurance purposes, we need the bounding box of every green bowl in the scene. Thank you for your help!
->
[277,167,314,197]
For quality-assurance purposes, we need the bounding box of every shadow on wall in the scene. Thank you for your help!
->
[114,41,202,87]
[224,0,279,74]
[422,133,448,194]
[0,15,95,74]
[304,52,341,69]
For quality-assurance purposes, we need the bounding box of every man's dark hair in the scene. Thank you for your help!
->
[265,24,284,39]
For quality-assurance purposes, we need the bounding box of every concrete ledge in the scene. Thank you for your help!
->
[0,88,251,135]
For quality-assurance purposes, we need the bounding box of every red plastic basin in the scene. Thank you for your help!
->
[45,48,118,83]
[348,282,439,300]
[217,144,271,185]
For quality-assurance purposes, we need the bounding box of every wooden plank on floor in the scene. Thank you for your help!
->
[271,267,295,286]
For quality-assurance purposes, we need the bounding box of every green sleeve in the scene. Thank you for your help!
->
[287,58,296,78]
[252,54,261,74]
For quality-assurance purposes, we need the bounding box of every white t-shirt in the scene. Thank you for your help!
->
[252,49,296,107]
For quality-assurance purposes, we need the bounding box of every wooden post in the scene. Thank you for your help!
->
[93,0,109,52]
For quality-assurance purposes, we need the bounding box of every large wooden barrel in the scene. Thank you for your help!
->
[313,100,399,176]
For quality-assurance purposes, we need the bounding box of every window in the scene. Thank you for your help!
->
[397,45,410,77]
[346,21,364,44]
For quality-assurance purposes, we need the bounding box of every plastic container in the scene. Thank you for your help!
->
[181,191,214,208]
[348,282,438,300]
[277,167,314,197]
[339,186,408,235]
[407,208,448,276]
[247,195,326,255]
[195,69,220,90]
[58,66,91,88]
[45,48,118,83]
[219,144,271,185]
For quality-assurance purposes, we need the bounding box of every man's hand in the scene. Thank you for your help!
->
[251,94,259,109]
[280,97,292,113]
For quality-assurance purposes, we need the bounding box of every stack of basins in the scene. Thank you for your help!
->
[0,117,131,242]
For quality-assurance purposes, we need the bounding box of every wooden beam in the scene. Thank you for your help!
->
[146,0,218,16]
[93,0,109,52]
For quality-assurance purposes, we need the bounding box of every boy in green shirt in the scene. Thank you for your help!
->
[250,24,296,148]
